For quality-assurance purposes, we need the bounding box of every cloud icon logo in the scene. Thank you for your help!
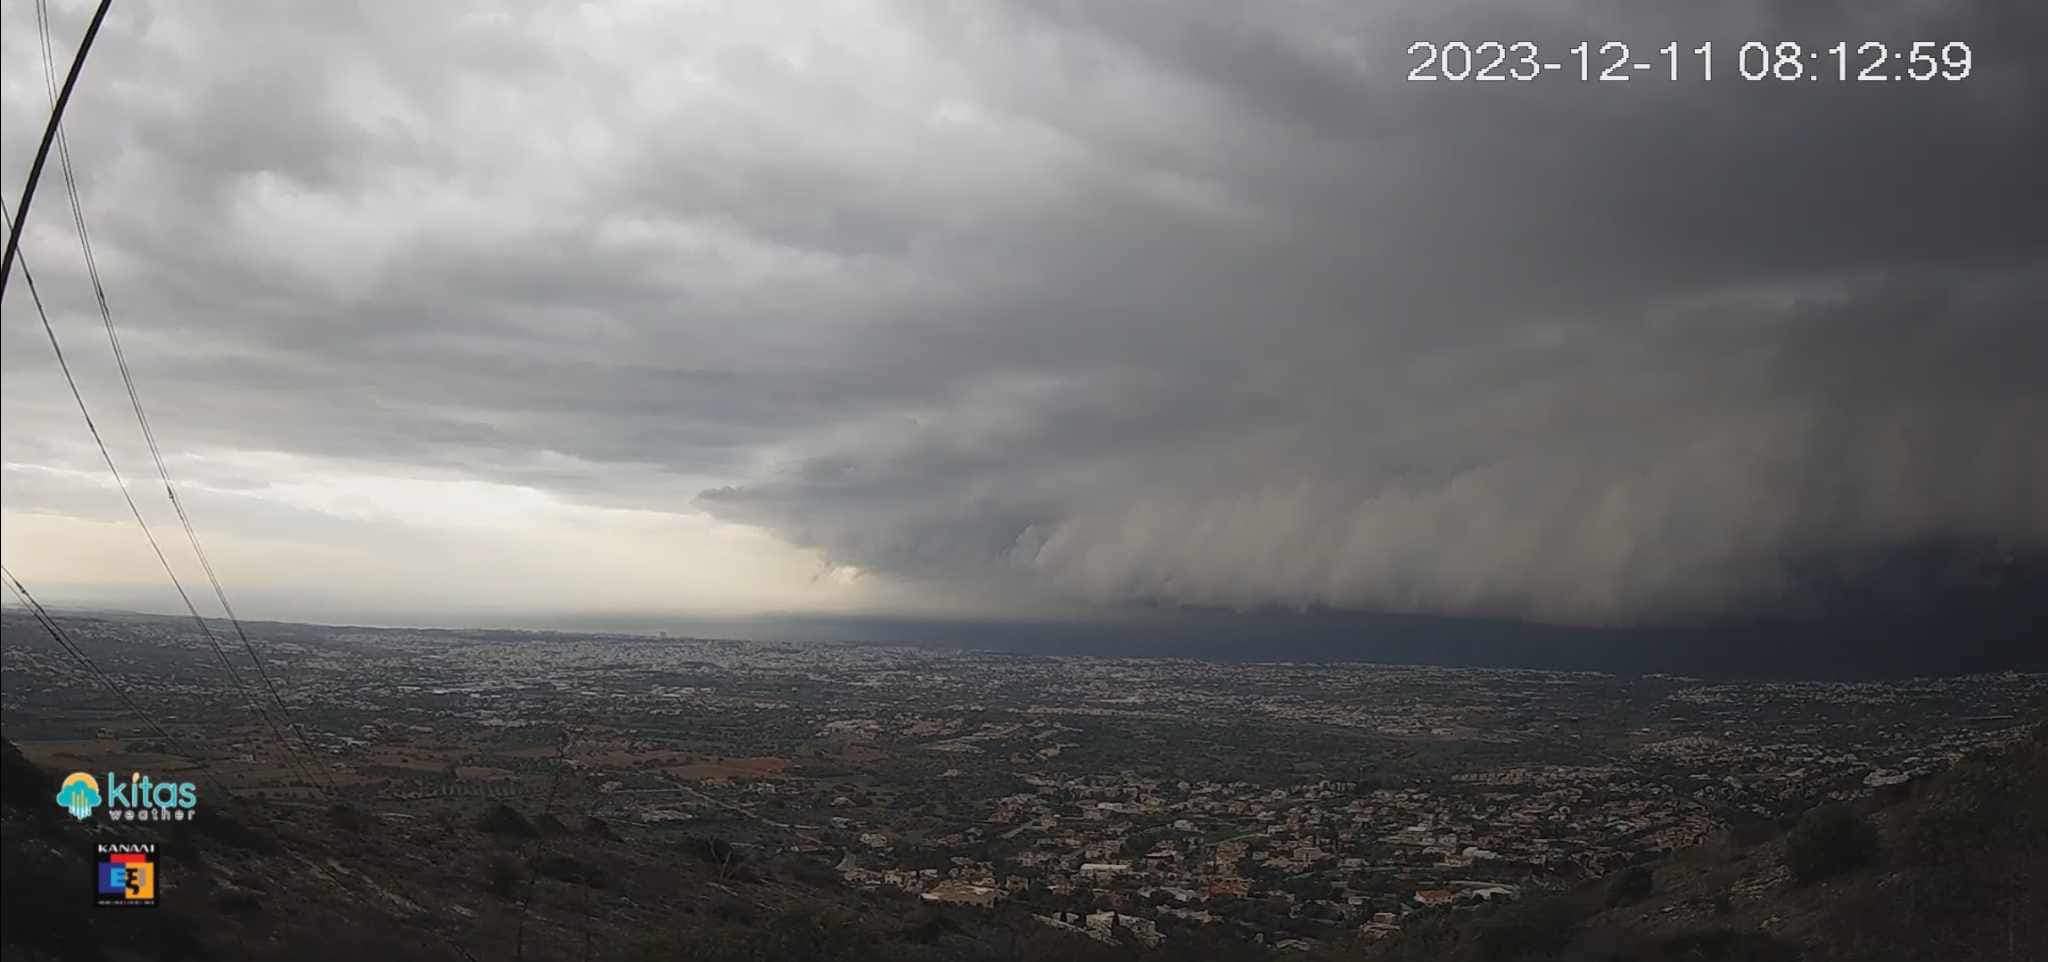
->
[57,772,101,821]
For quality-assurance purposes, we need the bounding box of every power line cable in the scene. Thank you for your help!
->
[0,580,504,957]
[29,0,336,794]
[1,202,320,795]
[0,0,110,298]
[3,565,214,774]
[513,723,583,961]
[572,725,618,962]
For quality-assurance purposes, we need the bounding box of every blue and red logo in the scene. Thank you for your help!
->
[96,843,157,906]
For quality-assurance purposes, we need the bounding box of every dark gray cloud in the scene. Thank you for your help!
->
[3,0,2043,625]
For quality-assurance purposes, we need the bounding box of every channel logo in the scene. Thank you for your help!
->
[95,842,158,907]
[56,771,199,822]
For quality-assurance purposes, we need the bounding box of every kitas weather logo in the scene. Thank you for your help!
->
[57,772,102,820]
[57,772,198,822]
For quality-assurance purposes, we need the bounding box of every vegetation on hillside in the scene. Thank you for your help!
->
[3,725,2042,961]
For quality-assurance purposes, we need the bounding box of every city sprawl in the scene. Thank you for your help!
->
[2,611,2039,950]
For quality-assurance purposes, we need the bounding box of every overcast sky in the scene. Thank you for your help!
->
[2,0,2042,629]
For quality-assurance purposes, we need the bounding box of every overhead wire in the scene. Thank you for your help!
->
[9,9,585,955]
[3,565,214,775]
[1,201,320,795]
[7,11,488,957]
[6,575,496,959]
[513,722,584,961]
[28,0,335,795]
[573,724,619,962]
[0,0,109,298]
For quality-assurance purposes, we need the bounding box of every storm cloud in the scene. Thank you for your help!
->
[2,0,2043,627]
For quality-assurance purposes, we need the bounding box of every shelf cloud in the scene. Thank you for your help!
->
[3,0,2043,627]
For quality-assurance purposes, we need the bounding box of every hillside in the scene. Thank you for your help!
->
[1370,724,2048,962]
[0,738,1314,962]
[4,726,2041,961]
